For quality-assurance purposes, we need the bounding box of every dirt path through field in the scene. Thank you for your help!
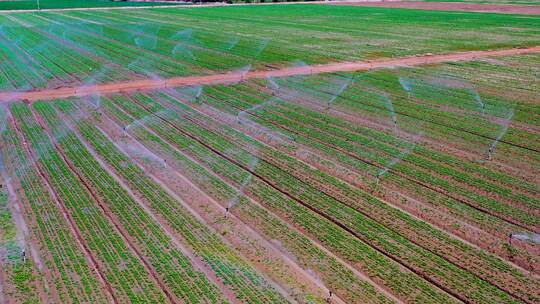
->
[331,1,540,15]
[1,46,539,103]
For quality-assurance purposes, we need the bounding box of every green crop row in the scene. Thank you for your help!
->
[10,103,169,303]
[104,92,460,303]
[145,89,538,303]
[1,118,111,303]
[33,101,231,304]
[52,98,290,304]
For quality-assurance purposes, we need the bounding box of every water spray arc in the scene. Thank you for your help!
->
[326,75,354,110]
[376,131,424,182]
[486,108,514,161]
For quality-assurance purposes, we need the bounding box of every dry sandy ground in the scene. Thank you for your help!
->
[331,1,540,15]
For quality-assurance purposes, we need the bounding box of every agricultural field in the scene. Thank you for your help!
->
[0,0,180,11]
[0,3,539,304]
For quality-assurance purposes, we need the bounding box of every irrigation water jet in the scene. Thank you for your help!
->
[427,75,486,116]
[398,76,413,99]
[170,28,200,62]
[379,91,398,136]
[224,149,259,218]
[510,232,540,244]
[326,74,354,110]
[486,107,514,160]
[132,23,161,50]
[237,97,280,124]
[376,131,424,182]
[224,36,240,51]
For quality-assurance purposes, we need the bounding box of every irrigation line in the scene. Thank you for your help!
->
[207,91,539,234]
[157,92,535,302]
[125,93,479,304]
[102,96,393,304]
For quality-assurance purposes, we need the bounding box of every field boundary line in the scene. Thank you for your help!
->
[1,46,539,102]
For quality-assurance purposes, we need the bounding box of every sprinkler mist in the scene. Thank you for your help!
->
[399,77,413,99]
[78,64,113,110]
[266,77,280,92]
[376,131,423,183]
[472,91,485,116]
[172,43,196,61]
[236,97,279,124]
[171,28,200,62]
[225,154,258,218]
[380,92,398,136]
[235,96,295,145]
[253,38,270,59]
[174,85,204,104]
[326,75,354,111]
[486,108,513,161]
[224,36,240,51]
[360,79,399,137]
[432,76,486,116]
[127,57,167,86]
[124,109,168,132]
[230,38,270,81]
[132,23,161,51]
[401,74,486,116]
[0,27,45,87]
[509,232,540,244]
[238,64,252,82]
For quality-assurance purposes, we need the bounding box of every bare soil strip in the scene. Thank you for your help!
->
[2,47,538,103]
[331,1,540,15]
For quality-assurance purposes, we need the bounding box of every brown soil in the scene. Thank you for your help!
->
[1,47,539,103]
[331,1,540,15]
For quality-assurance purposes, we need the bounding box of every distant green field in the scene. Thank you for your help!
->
[0,4,538,91]
[0,0,181,11]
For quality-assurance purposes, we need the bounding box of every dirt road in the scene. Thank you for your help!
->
[1,46,539,103]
